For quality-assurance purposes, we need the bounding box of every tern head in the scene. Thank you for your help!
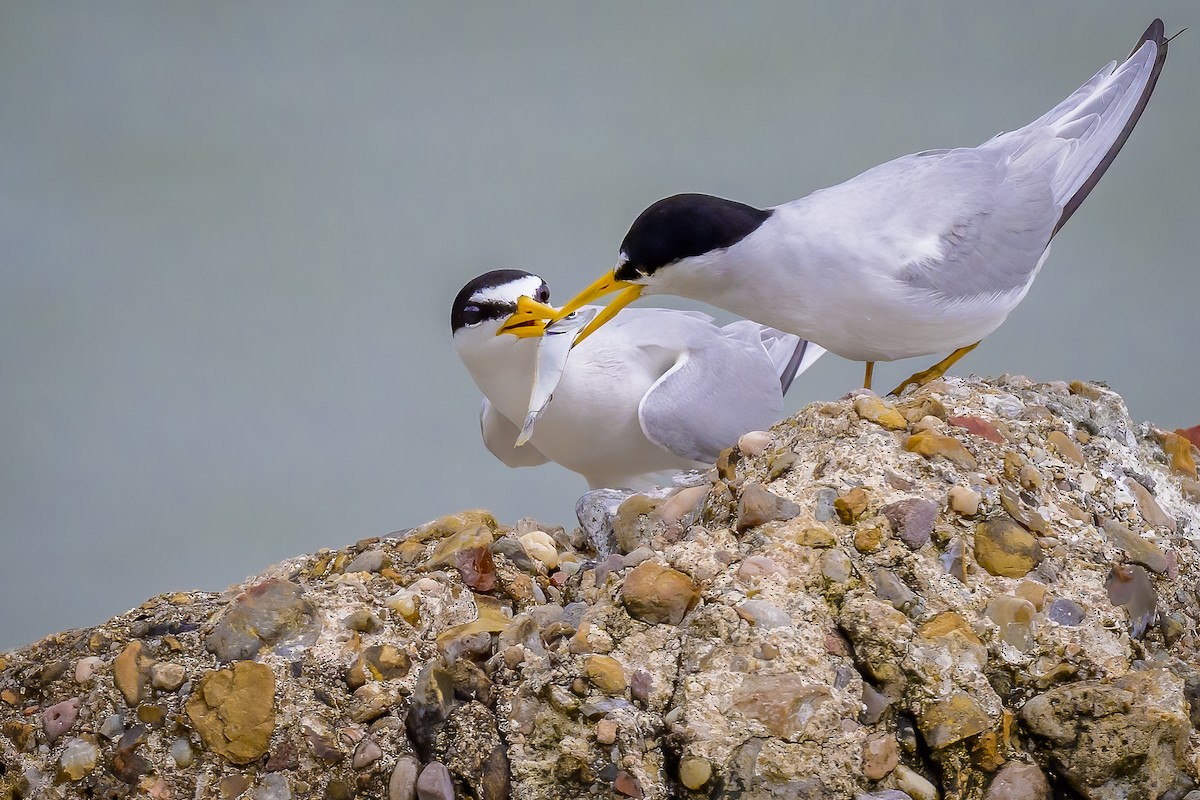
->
[551,193,772,343]
[450,270,557,344]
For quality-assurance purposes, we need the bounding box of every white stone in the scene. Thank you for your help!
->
[738,430,773,456]
[519,530,559,569]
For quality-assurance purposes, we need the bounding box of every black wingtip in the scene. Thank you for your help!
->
[1053,19,1171,237]
[778,339,809,395]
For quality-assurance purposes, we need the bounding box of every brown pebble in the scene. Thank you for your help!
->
[113,641,147,707]
[974,518,1043,578]
[904,431,978,469]
[585,655,627,695]
[596,718,618,745]
[614,770,645,799]
[1047,430,1084,465]
[1158,430,1197,478]
[862,732,899,780]
[834,487,869,523]
[1124,478,1176,531]
[853,526,884,553]
[736,483,801,532]
[620,562,699,626]
[854,395,908,430]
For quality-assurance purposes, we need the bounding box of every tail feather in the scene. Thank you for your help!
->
[1050,19,1169,235]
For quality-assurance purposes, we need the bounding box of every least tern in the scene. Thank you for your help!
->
[549,20,1171,395]
[451,270,823,490]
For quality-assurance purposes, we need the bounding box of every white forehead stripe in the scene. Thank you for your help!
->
[470,274,544,304]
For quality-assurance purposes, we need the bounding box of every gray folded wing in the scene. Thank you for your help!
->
[637,330,786,464]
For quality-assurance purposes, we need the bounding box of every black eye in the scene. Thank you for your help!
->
[461,304,483,326]
[535,285,550,303]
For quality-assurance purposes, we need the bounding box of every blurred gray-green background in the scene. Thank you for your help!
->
[2,4,1196,650]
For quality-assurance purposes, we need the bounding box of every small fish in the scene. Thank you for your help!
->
[516,307,598,446]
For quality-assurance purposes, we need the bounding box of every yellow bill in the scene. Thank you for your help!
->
[549,270,643,346]
[497,295,558,338]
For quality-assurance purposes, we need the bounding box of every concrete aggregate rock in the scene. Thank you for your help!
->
[2,377,1198,799]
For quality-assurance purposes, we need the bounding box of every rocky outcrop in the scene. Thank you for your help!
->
[2,376,1198,800]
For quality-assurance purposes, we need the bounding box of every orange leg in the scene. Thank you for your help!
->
[863,361,875,391]
[889,342,980,396]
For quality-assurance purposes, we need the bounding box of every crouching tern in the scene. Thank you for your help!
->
[545,20,1171,396]
[451,270,824,490]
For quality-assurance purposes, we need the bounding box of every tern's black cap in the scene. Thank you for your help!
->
[616,193,772,281]
[451,269,549,332]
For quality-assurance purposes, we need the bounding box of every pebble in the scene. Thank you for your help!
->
[679,756,712,790]
[1124,478,1176,531]
[351,737,383,770]
[792,526,836,548]
[736,482,801,531]
[518,530,560,570]
[893,764,938,800]
[249,773,291,800]
[984,761,1051,799]
[113,640,147,707]
[737,555,788,581]
[1106,564,1157,638]
[904,430,978,469]
[813,487,839,522]
[169,737,194,768]
[73,656,102,684]
[184,661,276,765]
[940,538,966,582]
[149,661,187,692]
[1046,430,1084,465]
[99,713,125,740]
[614,770,644,798]
[737,430,773,456]
[622,547,656,568]
[918,692,991,749]
[416,761,454,800]
[585,655,627,695]
[345,548,387,574]
[59,736,99,780]
[620,562,698,625]
[974,518,1043,578]
[731,674,832,738]
[998,488,1049,534]
[986,595,1037,651]
[1015,580,1046,610]
[423,519,494,568]
[820,549,853,583]
[43,697,81,742]
[854,395,908,430]
[389,755,421,800]
[947,414,1005,443]
[861,733,899,780]
[347,644,412,690]
[205,579,320,663]
[630,670,653,706]
[596,718,618,745]
[854,526,884,553]
[1158,430,1196,478]
[873,569,921,615]
[1103,519,1168,574]
[736,600,792,629]
[947,486,981,516]
[835,487,870,523]
[881,498,937,549]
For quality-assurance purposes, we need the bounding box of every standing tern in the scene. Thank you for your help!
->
[545,20,1171,395]
[451,270,824,490]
